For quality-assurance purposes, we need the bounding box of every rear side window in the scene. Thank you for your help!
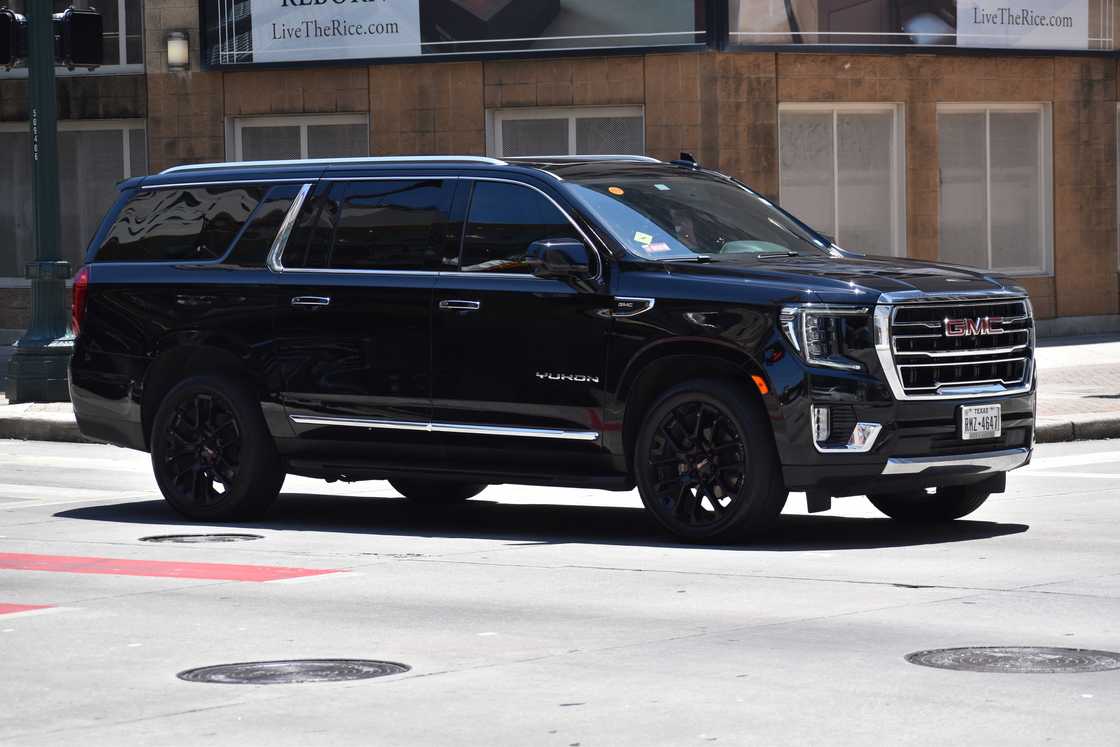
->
[327,180,452,271]
[459,181,579,273]
[224,184,302,266]
[95,186,265,262]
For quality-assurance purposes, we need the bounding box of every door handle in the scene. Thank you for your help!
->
[438,300,481,312]
[291,296,331,308]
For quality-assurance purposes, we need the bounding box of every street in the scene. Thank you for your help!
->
[1,438,1118,746]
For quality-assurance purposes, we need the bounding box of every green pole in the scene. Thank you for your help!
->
[5,2,73,404]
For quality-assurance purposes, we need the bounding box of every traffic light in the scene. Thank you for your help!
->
[53,7,102,71]
[0,9,28,70]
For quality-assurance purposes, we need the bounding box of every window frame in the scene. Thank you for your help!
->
[936,102,1054,277]
[0,117,147,285]
[488,106,646,158]
[777,101,907,258]
[230,113,371,161]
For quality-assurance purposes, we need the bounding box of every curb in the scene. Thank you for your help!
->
[1036,414,1120,444]
[0,406,98,444]
[2,409,1119,446]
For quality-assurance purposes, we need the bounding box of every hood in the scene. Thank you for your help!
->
[661,253,1025,305]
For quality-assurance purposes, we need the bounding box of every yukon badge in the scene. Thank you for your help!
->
[537,372,601,384]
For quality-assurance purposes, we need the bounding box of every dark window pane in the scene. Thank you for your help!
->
[225,184,299,266]
[97,186,265,262]
[280,187,337,270]
[460,182,578,273]
[329,180,449,271]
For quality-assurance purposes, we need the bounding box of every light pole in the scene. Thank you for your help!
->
[5,4,101,403]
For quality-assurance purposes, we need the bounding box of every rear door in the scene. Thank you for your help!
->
[271,176,455,465]
[431,178,613,478]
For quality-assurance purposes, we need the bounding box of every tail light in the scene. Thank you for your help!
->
[71,265,90,336]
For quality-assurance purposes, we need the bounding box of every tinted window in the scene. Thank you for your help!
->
[277,186,337,270]
[460,182,579,273]
[328,180,450,271]
[224,184,300,266]
[96,186,265,262]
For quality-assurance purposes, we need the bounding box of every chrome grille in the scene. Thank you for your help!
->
[880,298,1034,399]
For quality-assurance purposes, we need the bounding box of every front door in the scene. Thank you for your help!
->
[272,176,455,467]
[431,179,613,479]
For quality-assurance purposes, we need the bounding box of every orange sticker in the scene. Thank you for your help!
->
[608,186,625,196]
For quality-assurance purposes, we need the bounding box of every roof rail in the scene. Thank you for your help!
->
[159,155,509,175]
[504,155,662,164]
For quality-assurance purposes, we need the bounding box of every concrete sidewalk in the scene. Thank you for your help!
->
[1,335,1119,445]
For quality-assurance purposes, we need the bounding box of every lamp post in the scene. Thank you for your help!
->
[5,0,69,403]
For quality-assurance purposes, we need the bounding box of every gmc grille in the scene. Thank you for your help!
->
[884,299,1034,398]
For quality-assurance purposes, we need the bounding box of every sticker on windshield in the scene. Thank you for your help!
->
[654,184,671,191]
[633,231,654,245]
[645,242,671,254]
[608,186,625,196]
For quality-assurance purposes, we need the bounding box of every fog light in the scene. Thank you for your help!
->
[848,423,880,450]
[811,406,830,443]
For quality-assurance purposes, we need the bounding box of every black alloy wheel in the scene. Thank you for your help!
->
[151,375,284,521]
[635,379,787,543]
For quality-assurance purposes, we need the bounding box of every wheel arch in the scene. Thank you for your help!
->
[616,340,771,475]
[140,336,266,448]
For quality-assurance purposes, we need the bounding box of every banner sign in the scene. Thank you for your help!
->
[250,0,422,62]
[202,0,707,67]
[956,0,1089,49]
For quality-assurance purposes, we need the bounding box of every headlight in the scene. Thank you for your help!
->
[779,305,869,371]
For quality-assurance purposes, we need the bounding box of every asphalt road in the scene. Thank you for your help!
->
[1,438,1118,746]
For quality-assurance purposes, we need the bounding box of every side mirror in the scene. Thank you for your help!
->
[526,239,592,279]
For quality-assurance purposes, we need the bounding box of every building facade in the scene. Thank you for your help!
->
[2,0,1119,332]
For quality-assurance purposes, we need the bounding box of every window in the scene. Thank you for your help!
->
[0,0,143,73]
[490,107,645,158]
[937,104,1052,275]
[328,181,452,271]
[225,185,302,266]
[97,186,266,263]
[232,115,370,161]
[459,182,580,273]
[778,103,905,256]
[0,120,146,278]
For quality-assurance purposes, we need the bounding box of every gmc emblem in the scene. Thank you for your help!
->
[945,316,1003,337]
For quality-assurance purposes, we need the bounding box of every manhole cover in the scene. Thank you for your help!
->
[140,534,263,544]
[906,647,1120,673]
[177,659,410,684]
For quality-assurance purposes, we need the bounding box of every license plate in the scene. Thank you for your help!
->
[961,404,1001,441]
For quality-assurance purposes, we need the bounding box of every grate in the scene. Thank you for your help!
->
[140,534,263,544]
[178,659,410,685]
[906,647,1120,673]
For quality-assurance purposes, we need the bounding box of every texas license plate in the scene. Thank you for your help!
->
[961,404,1001,440]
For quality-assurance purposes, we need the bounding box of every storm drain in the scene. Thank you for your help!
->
[140,534,263,544]
[906,647,1120,674]
[177,659,410,684]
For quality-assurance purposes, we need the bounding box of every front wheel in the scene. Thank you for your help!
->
[390,479,487,504]
[150,374,284,521]
[868,483,992,522]
[634,378,787,544]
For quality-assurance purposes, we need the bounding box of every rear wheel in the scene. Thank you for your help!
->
[868,484,992,522]
[390,479,486,504]
[150,375,284,521]
[634,378,787,543]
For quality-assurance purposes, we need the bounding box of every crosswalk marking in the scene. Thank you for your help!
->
[0,553,343,583]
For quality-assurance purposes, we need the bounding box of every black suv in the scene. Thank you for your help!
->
[70,155,1035,543]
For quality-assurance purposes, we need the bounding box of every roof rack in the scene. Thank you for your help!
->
[160,155,509,175]
[504,155,662,164]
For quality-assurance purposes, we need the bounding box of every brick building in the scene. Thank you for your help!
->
[1,0,1119,333]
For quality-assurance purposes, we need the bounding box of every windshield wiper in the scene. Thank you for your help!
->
[662,254,714,263]
[756,251,800,260]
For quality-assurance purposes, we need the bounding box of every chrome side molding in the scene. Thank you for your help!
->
[289,415,599,442]
[881,448,1030,476]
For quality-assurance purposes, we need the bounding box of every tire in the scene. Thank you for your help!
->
[868,484,992,522]
[634,378,788,543]
[390,479,487,504]
[150,374,284,521]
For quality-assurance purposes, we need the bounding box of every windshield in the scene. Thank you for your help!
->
[565,171,832,260]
